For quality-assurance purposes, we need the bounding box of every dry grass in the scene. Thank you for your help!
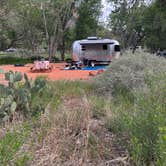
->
[29,96,130,166]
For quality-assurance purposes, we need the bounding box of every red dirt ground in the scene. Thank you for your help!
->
[0,63,100,81]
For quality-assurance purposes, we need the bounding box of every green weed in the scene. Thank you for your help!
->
[89,96,110,119]
[14,154,32,166]
[0,123,31,165]
[106,74,166,165]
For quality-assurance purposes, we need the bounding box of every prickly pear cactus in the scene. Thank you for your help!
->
[0,71,29,122]
[5,71,22,88]
[0,70,47,123]
[0,95,17,122]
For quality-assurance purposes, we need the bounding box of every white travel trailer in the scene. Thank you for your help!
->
[72,37,120,65]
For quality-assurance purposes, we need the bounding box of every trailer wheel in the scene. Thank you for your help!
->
[86,60,95,67]
[88,60,92,66]
[83,59,88,65]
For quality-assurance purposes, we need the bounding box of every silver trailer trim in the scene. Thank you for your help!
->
[72,37,120,65]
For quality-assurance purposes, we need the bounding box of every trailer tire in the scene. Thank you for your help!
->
[83,59,88,65]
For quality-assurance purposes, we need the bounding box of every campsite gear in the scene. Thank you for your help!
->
[30,60,53,72]
[14,64,25,67]
[64,61,83,70]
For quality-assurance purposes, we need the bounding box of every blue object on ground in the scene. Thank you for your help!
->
[82,65,108,70]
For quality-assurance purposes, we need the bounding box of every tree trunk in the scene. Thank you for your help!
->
[32,42,38,59]
[49,37,57,62]
[60,37,65,61]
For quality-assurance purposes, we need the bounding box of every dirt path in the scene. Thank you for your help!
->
[29,97,132,166]
[0,63,100,81]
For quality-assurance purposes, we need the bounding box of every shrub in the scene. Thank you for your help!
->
[103,73,166,165]
[110,74,166,165]
[94,51,166,165]
[94,51,166,96]
[0,56,33,65]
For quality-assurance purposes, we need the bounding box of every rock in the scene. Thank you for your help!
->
[89,71,97,76]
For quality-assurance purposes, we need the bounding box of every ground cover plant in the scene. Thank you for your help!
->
[0,78,130,165]
[94,51,166,165]
[0,56,33,65]
[0,51,70,65]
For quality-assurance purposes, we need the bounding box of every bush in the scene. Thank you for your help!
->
[0,56,33,65]
[94,51,166,165]
[94,51,166,96]
[106,74,166,165]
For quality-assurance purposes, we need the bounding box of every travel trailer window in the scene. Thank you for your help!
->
[115,45,120,51]
[103,44,108,50]
[82,45,86,51]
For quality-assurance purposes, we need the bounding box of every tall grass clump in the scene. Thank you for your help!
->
[0,122,31,165]
[94,51,166,165]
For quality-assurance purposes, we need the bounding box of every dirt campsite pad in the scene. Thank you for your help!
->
[0,63,106,81]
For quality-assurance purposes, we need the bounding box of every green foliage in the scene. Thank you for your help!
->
[108,0,166,51]
[94,50,166,164]
[51,80,93,97]
[0,56,33,65]
[14,154,31,166]
[0,71,48,123]
[5,71,22,83]
[94,51,166,95]
[75,0,102,39]
[0,123,31,165]
[0,72,29,121]
[0,0,16,50]
[0,0,103,60]
[108,0,145,49]
[30,77,53,116]
[88,132,100,159]
[7,0,43,51]
[106,74,166,165]
[157,126,166,165]
[143,0,166,51]
[90,96,109,119]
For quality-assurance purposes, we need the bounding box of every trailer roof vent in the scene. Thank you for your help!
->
[87,36,98,40]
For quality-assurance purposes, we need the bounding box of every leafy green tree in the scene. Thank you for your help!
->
[17,1,43,55]
[41,0,78,60]
[108,0,146,51]
[0,0,103,59]
[108,0,166,52]
[6,0,77,60]
[143,0,166,51]
[75,0,102,40]
[0,0,17,50]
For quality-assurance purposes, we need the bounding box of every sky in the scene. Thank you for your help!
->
[101,0,153,25]
[100,0,112,25]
